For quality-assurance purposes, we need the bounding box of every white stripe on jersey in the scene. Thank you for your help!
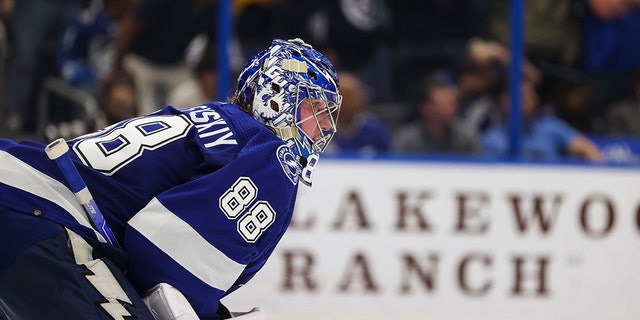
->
[0,150,107,242]
[128,198,246,292]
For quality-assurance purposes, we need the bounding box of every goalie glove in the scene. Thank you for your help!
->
[142,283,266,320]
[142,283,198,320]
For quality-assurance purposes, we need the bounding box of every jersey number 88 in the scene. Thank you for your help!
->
[219,177,276,243]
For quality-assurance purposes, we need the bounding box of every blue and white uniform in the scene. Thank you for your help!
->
[0,102,303,318]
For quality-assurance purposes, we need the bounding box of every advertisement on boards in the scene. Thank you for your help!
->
[224,160,640,320]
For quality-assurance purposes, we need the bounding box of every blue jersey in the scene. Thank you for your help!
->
[0,102,303,317]
[481,115,578,160]
[330,113,391,154]
[58,3,116,85]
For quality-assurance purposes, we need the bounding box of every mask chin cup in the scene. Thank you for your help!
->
[300,154,319,187]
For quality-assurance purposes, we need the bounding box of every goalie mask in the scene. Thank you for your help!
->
[235,38,341,163]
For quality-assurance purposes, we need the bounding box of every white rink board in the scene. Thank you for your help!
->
[223,159,640,320]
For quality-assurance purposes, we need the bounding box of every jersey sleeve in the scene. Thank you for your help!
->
[481,127,508,157]
[546,116,579,150]
[123,142,298,318]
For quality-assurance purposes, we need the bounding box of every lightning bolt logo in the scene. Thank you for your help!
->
[85,260,133,320]
[276,145,301,184]
[66,228,135,319]
[284,157,298,168]
[84,260,134,319]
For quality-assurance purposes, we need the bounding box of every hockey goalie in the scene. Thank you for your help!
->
[0,38,341,319]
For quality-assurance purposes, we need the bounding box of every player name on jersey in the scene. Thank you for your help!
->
[187,106,238,149]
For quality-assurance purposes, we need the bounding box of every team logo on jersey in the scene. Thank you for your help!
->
[277,145,301,184]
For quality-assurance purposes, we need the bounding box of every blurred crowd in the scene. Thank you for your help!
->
[1,0,640,164]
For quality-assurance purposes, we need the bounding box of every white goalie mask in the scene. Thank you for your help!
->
[235,38,342,164]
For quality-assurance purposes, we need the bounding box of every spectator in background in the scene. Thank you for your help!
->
[581,0,640,74]
[485,0,582,68]
[36,0,133,142]
[234,0,276,61]
[0,0,12,63]
[484,0,585,127]
[114,0,216,115]
[605,68,640,136]
[579,0,640,125]
[5,0,87,133]
[393,71,477,155]
[0,0,11,32]
[167,44,217,109]
[387,1,489,102]
[101,70,136,125]
[40,71,136,141]
[0,0,13,131]
[273,0,393,103]
[58,0,135,98]
[456,38,541,142]
[326,72,391,155]
[549,72,596,134]
[481,76,603,162]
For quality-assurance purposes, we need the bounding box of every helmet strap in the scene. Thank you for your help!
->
[270,126,299,140]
